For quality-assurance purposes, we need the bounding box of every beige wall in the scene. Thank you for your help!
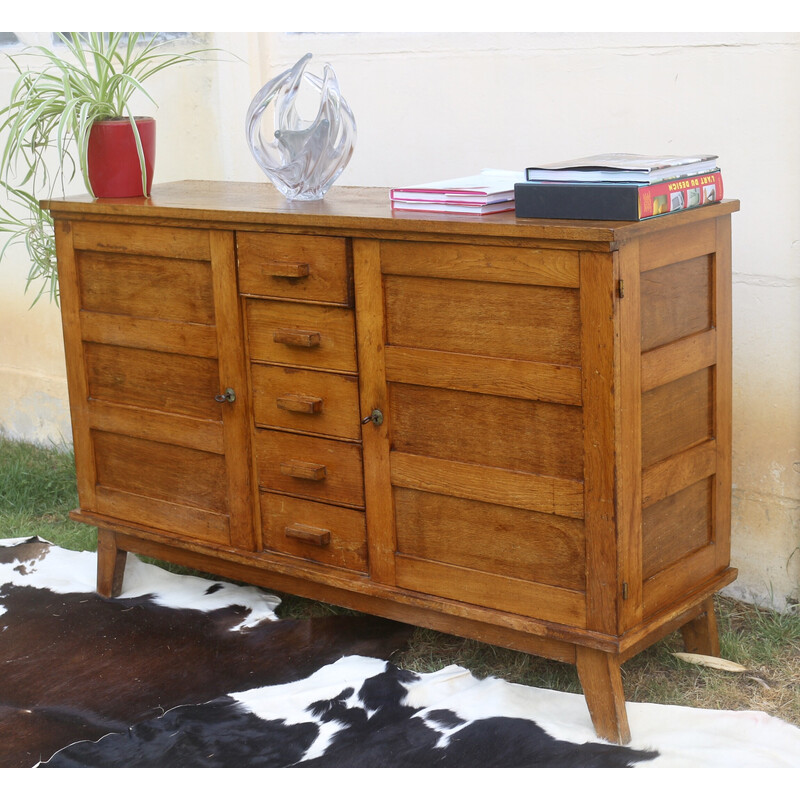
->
[1,32,797,610]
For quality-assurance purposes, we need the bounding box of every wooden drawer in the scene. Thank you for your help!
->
[254,429,364,508]
[251,365,361,440]
[245,298,357,372]
[237,232,351,304]
[260,493,367,572]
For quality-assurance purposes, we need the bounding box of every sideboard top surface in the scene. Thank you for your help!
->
[42,181,739,246]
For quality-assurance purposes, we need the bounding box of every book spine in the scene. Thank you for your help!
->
[514,170,723,221]
[638,171,723,219]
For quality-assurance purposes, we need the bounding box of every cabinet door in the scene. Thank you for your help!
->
[353,238,589,628]
[56,220,255,550]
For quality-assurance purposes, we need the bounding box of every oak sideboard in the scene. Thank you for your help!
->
[44,182,739,743]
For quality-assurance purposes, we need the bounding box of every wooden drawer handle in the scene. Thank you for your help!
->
[285,523,330,547]
[276,394,323,414]
[280,460,327,481]
[265,261,310,279]
[273,328,321,348]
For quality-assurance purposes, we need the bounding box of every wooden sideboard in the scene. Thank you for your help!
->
[45,182,738,743]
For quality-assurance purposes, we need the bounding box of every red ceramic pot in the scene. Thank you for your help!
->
[87,117,156,198]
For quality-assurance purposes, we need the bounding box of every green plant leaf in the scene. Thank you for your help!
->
[0,32,221,301]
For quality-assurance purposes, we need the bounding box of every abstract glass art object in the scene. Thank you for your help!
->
[245,53,356,201]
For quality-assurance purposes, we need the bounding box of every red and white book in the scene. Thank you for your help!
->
[390,169,523,208]
[390,198,516,215]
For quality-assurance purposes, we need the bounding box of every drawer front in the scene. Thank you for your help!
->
[254,429,365,507]
[251,365,361,440]
[260,493,367,572]
[245,298,357,372]
[237,232,351,304]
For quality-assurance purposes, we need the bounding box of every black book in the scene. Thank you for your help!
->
[514,171,723,221]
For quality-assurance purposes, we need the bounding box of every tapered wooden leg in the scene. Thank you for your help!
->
[575,647,631,744]
[96,528,128,598]
[679,596,721,657]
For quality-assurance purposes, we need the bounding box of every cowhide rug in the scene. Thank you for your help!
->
[2,536,799,769]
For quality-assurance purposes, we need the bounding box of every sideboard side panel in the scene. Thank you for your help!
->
[54,219,97,510]
[637,215,733,618]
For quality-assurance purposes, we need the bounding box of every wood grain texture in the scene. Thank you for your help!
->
[251,365,361,440]
[92,430,228,513]
[389,384,584,481]
[80,311,218,359]
[390,452,584,519]
[254,428,365,508]
[579,250,619,635]
[394,488,585,589]
[576,648,630,744]
[384,275,581,365]
[77,250,215,324]
[713,216,733,573]
[641,329,716,393]
[642,440,717,509]
[642,477,713,580]
[71,220,211,260]
[94,486,231,545]
[640,255,712,352]
[260,493,367,572]
[84,342,222,421]
[211,229,258,551]
[352,238,397,585]
[384,346,582,405]
[679,596,721,657]
[245,298,357,372]
[96,528,127,598]
[641,368,713,468]
[638,218,717,272]
[395,554,586,627]
[237,231,351,304]
[615,240,643,633]
[87,399,225,455]
[380,239,580,287]
[642,545,720,619]
[53,220,97,510]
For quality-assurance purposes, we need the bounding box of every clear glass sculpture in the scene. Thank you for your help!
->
[245,53,357,201]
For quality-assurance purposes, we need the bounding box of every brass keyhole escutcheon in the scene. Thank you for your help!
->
[214,388,237,403]
[361,408,384,426]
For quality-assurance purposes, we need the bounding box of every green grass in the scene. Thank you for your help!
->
[0,436,94,551]
[2,435,798,728]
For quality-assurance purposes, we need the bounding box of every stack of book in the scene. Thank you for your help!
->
[390,169,523,215]
[514,154,724,221]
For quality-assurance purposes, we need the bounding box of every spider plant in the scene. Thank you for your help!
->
[0,32,218,303]
[0,185,58,303]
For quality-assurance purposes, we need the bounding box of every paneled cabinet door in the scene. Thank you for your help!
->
[353,237,590,627]
[55,221,255,551]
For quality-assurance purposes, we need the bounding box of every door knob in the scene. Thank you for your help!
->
[214,388,237,403]
[361,408,384,426]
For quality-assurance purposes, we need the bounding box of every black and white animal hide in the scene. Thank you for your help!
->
[0,536,411,768]
[3,536,800,769]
